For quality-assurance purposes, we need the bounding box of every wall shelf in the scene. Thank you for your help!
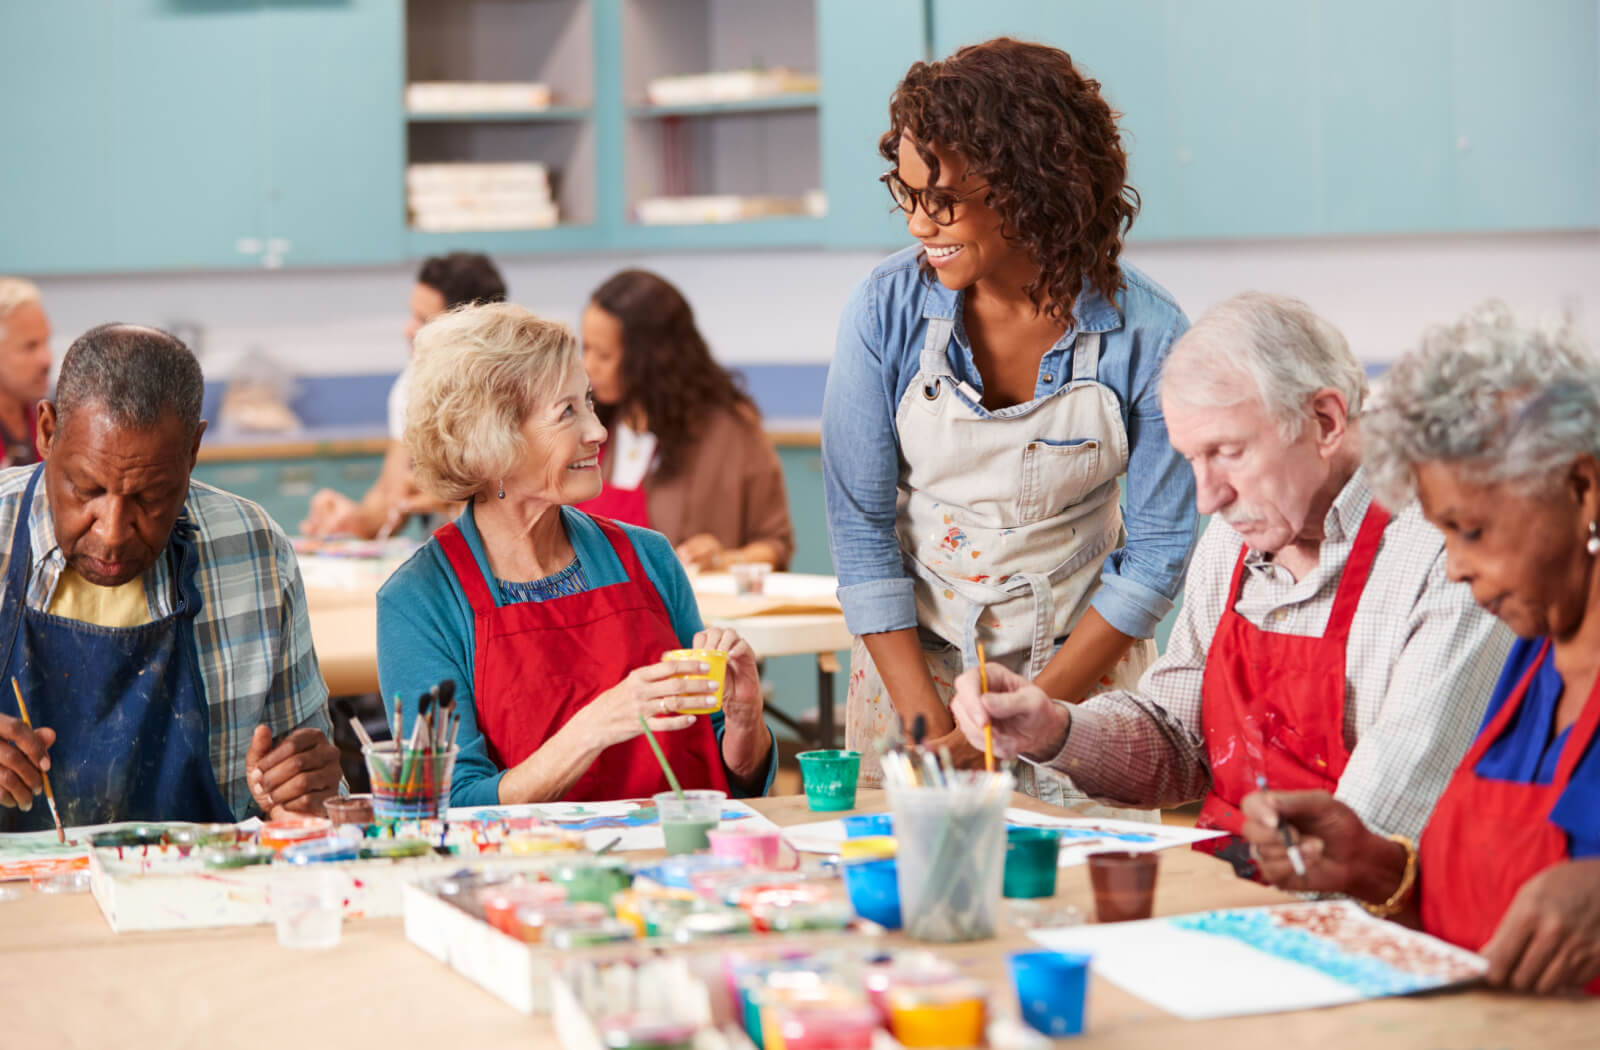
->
[616,214,827,250]
[627,93,820,119]
[406,106,590,123]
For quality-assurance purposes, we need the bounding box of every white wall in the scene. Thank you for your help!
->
[29,231,1600,383]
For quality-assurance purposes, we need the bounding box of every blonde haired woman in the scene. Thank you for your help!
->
[377,303,773,804]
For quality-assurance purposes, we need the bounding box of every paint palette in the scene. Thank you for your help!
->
[403,873,887,1017]
[81,817,594,933]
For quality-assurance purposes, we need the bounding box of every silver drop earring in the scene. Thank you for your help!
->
[1587,520,1599,556]
[497,480,506,500]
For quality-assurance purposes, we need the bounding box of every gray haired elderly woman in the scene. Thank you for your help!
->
[1239,303,1600,995]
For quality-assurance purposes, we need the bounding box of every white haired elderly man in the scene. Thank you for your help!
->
[951,292,1513,878]
[0,278,52,468]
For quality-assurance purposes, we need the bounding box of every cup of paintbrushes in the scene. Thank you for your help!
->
[363,742,458,821]
[887,770,1013,942]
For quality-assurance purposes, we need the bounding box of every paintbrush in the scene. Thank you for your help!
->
[433,679,457,750]
[11,678,63,843]
[910,713,942,786]
[638,716,685,799]
[347,716,375,751]
[977,642,994,772]
[1256,774,1306,877]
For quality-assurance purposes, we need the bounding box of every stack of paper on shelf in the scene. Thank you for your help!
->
[406,81,554,113]
[644,69,819,106]
[407,162,560,232]
[635,190,825,226]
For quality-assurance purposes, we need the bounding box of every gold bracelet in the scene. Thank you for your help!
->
[1361,833,1417,918]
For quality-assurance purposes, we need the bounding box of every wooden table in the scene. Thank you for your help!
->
[2,791,1589,1048]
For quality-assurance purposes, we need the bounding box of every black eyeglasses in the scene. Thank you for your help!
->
[880,170,989,225]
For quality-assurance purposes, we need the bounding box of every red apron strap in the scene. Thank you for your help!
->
[435,521,497,613]
[1323,503,1391,642]
[1464,639,1553,771]
[1222,542,1251,611]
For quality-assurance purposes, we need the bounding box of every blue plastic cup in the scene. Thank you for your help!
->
[842,857,902,929]
[1009,949,1091,1037]
[841,813,893,838]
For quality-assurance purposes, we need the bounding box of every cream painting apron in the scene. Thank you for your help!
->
[846,313,1158,820]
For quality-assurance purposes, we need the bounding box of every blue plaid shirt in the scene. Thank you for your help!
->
[0,465,331,818]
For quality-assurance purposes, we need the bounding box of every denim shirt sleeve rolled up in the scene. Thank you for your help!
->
[822,246,1198,641]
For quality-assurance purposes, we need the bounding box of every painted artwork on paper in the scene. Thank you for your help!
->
[447,798,772,851]
[1029,900,1487,1020]
[781,808,1224,867]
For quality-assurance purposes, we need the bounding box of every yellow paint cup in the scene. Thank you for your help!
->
[662,648,727,714]
[886,980,987,1048]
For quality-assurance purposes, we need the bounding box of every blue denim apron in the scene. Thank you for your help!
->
[0,465,233,830]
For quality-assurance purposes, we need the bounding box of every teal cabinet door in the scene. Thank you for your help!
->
[929,0,1188,241]
[1448,0,1600,231]
[1315,0,1454,234]
[261,0,406,266]
[816,0,927,250]
[930,0,1599,239]
[108,0,270,271]
[0,2,119,273]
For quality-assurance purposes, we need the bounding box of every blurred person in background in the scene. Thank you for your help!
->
[300,252,507,539]
[0,278,52,469]
[579,269,793,571]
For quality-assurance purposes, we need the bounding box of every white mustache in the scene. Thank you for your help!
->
[1221,506,1267,529]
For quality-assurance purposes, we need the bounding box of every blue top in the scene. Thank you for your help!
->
[1472,636,1600,857]
[377,505,775,805]
[821,246,1198,640]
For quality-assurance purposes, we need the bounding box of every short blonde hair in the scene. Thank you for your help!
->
[0,277,42,340]
[405,302,581,502]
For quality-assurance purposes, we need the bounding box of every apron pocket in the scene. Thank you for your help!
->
[1018,438,1102,524]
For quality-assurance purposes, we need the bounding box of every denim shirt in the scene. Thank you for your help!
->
[821,245,1198,640]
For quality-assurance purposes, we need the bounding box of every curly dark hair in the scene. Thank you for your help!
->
[588,270,758,483]
[417,252,508,309]
[879,37,1139,323]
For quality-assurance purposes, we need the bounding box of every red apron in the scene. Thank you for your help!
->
[578,442,653,529]
[1418,638,1600,994]
[437,513,728,802]
[1194,504,1390,871]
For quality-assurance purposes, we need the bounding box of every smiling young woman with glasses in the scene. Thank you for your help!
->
[821,37,1199,816]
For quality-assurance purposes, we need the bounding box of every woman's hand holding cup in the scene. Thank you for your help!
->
[574,659,712,750]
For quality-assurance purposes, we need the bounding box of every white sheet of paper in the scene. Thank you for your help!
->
[1029,902,1487,1020]
[446,798,777,852]
[781,808,1224,867]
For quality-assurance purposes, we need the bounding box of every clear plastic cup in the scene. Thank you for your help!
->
[653,790,726,855]
[888,772,1013,942]
[731,562,771,596]
[270,869,345,949]
[363,744,458,821]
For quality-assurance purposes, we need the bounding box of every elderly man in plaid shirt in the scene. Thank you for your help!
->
[0,323,338,829]
[952,293,1512,878]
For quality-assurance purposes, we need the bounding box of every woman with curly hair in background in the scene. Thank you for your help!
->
[822,38,1196,814]
[579,270,794,572]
